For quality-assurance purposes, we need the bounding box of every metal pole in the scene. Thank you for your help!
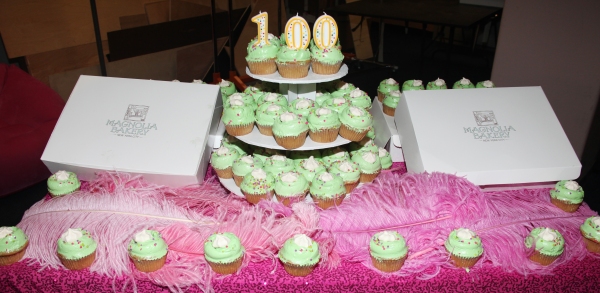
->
[90,0,106,76]
[211,0,218,74]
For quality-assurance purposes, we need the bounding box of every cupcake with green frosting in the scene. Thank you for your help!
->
[296,156,326,183]
[246,33,279,75]
[290,98,316,118]
[279,234,320,276]
[219,79,237,98]
[204,232,244,274]
[240,167,275,204]
[211,145,241,179]
[339,106,373,142]
[321,146,350,167]
[251,147,285,163]
[272,112,309,149]
[315,91,333,106]
[308,108,340,143]
[310,171,347,209]
[128,230,168,272]
[323,97,350,114]
[525,227,564,266]
[402,80,424,91]
[445,228,483,268]
[221,133,249,156]
[453,77,475,89]
[382,90,402,116]
[580,216,600,254]
[370,231,408,272]
[426,78,447,90]
[476,80,495,88]
[310,41,344,75]
[47,170,81,197]
[0,226,28,266]
[378,147,393,170]
[243,86,264,103]
[257,92,288,108]
[232,155,263,186]
[222,98,255,136]
[57,228,97,270]
[331,82,356,98]
[263,155,295,177]
[377,78,399,102]
[274,171,310,206]
[550,180,584,212]
[276,41,311,79]
[352,150,381,183]
[348,138,379,158]
[225,92,257,112]
[328,159,360,193]
[256,103,287,136]
[290,149,322,166]
[344,88,372,110]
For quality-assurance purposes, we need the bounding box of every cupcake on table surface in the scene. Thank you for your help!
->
[445,228,483,269]
[525,227,564,266]
[211,145,241,179]
[328,159,360,194]
[0,226,28,266]
[276,26,311,78]
[256,92,288,108]
[296,156,327,183]
[382,90,402,116]
[272,112,309,149]
[351,150,382,183]
[308,107,341,143]
[232,155,263,187]
[338,106,373,142]
[279,234,320,277]
[219,79,237,98]
[377,78,399,102]
[290,97,316,118]
[476,80,495,88]
[378,147,393,170]
[274,171,310,206]
[263,155,296,177]
[452,77,475,89]
[128,229,168,273]
[47,170,81,197]
[246,32,280,75]
[549,180,584,212]
[204,232,244,275]
[580,216,600,254]
[426,78,447,90]
[289,149,322,166]
[402,79,424,91]
[321,146,350,167]
[323,97,350,114]
[344,88,372,110]
[310,171,347,209]
[255,103,288,136]
[57,228,97,270]
[240,167,275,204]
[315,91,333,106]
[370,231,408,273]
[221,98,255,136]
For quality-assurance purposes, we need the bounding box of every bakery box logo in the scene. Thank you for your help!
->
[463,111,515,142]
[105,105,158,138]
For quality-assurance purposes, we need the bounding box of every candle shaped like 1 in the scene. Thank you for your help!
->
[285,15,310,50]
[313,14,338,50]
[251,11,269,46]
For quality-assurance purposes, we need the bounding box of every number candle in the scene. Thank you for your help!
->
[285,14,310,50]
[313,13,338,50]
[251,11,269,46]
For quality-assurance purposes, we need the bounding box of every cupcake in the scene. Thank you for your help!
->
[276,41,311,79]
[128,230,168,272]
[272,112,309,149]
[328,160,360,194]
[219,79,237,98]
[289,149,322,166]
[240,168,274,204]
[370,231,408,272]
[221,133,249,156]
[525,227,564,266]
[580,216,600,254]
[226,92,257,111]
[290,98,316,118]
[352,151,381,183]
[310,171,347,209]
[246,33,279,75]
[453,77,475,89]
[57,228,97,270]
[366,127,376,140]
[476,80,495,88]
[445,228,483,268]
[321,146,350,167]
[377,78,399,102]
[211,146,241,179]
[274,171,310,206]
[426,78,447,90]
[256,103,287,136]
[221,98,255,136]
[331,82,356,98]
[344,88,372,110]
[310,40,344,75]
[402,80,424,91]
[204,232,244,275]
[251,147,286,163]
[278,234,320,277]
[382,90,402,116]
[47,170,81,197]
[549,180,584,212]
[296,156,327,183]
[308,108,340,143]
[339,106,373,142]
[348,138,379,158]
[232,155,263,186]
[323,97,350,114]
[263,155,296,177]
[243,86,263,101]
[315,91,333,106]
[257,92,288,108]
[0,226,28,266]
[378,147,393,170]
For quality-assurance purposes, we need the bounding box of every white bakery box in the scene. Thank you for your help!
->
[42,75,222,187]
[394,86,581,187]
[370,99,404,162]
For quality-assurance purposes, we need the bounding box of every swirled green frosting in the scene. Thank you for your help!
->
[351,151,381,175]
[221,101,255,127]
[221,133,249,156]
[310,46,344,64]
[348,138,379,157]
[278,234,320,266]
[296,156,326,182]
[310,171,346,199]
[251,147,285,163]
[324,97,350,114]
[263,155,296,177]
[204,232,244,264]
[382,90,402,109]
[257,92,288,108]
[272,112,309,137]
[219,80,237,97]
[402,80,424,91]
[224,93,256,111]
[581,216,600,242]
[256,103,287,127]
[339,106,373,132]
[328,160,360,183]
[128,230,168,260]
[315,92,333,106]
[246,34,280,62]
[321,147,350,167]
[476,80,495,88]
[47,171,81,196]
[232,155,263,177]
[525,227,564,256]
[240,168,274,195]
[444,228,483,258]
[290,98,316,117]
[290,150,322,166]
[452,78,475,89]
[426,78,447,90]
[243,86,264,103]
[276,46,310,63]
[550,180,584,204]
[57,228,97,260]
[275,171,309,197]
[370,231,408,260]
[0,226,27,253]
[378,147,393,169]
[377,79,399,95]
[331,83,356,98]
[308,108,340,132]
[344,89,372,110]
[211,146,241,170]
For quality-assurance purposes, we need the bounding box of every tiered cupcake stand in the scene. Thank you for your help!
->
[219,64,352,198]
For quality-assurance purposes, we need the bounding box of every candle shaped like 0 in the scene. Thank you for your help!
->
[313,14,338,50]
[251,11,269,46]
[285,15,310,50]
